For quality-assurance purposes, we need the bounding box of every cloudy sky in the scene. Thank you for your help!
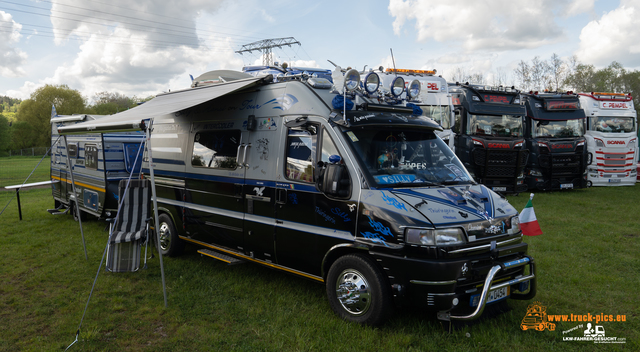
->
[1,0,639,102]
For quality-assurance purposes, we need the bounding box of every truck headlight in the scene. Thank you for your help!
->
[406,228,465,246]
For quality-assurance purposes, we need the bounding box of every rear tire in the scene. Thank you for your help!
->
[326,254,392,326]
[158,213,183,257]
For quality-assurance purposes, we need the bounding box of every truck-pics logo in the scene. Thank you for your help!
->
[521,302,556,331]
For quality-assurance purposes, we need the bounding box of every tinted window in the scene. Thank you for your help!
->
[85,144,98,170]
[192,130,241,169]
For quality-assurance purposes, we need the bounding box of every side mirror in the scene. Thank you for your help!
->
[316,162,350,197]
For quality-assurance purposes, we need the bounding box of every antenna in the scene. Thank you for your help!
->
[390,48,397,76]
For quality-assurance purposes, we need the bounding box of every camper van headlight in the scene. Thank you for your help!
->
[344,68,360,92]
[364,72,380,94]
[405,228,465,246]
[390,76,405,97]
[407,79,421,99]
[508,216,521,235]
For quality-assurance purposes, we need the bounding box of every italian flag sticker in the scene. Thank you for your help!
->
[519,193,543,236]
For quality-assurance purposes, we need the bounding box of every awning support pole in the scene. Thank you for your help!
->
[64,135,88,260]
[146,120,168,308]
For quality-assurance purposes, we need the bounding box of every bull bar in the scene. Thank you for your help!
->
[437,256,536,321]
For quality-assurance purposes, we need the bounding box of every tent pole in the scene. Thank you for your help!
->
[146,119,168,308]
[64,135,88,260]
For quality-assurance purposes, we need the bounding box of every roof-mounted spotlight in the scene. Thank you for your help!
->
[390,76,405,97]
[407,79,421,99]
[364,72,380,94]
[344,68,360,92]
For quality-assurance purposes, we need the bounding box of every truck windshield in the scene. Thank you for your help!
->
[422,105,451,128]
[344,127,472,187]
[533,119,585,138]
[589,116,635,133]
[468,114,523,137]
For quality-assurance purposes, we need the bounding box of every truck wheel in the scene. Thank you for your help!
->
[158,213,183,257]
[326,254,392,326]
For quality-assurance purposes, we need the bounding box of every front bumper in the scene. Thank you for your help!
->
[437,256,536,321]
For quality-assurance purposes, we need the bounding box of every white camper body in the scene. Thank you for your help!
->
[50,114,145,219]
[379,69,455,150]
[579,93,638,186]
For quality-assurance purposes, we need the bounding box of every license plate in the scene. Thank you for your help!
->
[492,187,507,192]
[560,183,573,189]
[470,286,510,307]
[608,179,621,183]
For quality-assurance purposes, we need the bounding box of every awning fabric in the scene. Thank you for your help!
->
[58,76,266,134]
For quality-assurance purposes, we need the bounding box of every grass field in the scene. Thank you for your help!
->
[0,156,51,188]
[1,184,638,351]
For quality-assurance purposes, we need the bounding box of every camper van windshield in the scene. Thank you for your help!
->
[468,114,523,137]
[345,127,472,187]
[589,116,635,133]
[532,119,585,138]
[422,105,451,128]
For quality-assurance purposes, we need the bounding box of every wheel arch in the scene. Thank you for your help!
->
[321,243,374,280]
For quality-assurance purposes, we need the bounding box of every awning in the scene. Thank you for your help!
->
[58,75,268,135]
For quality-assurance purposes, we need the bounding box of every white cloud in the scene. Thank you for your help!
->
[0,11,28,77]
[563,0,595,17]
[575,0,640,67]
[14,0,240,100]
[388,0,587,52]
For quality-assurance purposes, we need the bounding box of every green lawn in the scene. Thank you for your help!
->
[0,186,638,351]
[0,156,51,187]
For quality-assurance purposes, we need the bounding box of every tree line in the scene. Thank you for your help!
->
[451,54,640,113]
[0,86,153,151]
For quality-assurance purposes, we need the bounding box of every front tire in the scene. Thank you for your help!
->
[157,213,183,257]
[326,254,392,326]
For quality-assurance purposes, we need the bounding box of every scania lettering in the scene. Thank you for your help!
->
[579,92,638,186]
[450,83,528,193]
[49,113,144,220]
[522,92,588,190]
[380,68,455,150]
[59,67,536,326]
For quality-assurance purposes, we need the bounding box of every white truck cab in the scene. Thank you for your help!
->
[579,92,638,186]
[378,68,455,150]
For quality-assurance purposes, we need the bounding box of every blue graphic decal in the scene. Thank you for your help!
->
[381,191,407,211]
[360,232,390,247]
[367,216,393,237]
[288,193,298,205]
[438,189,467,205]
[331,207,351,222]
[316,207,336,224]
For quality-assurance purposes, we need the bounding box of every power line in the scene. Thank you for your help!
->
[0,1,265,44]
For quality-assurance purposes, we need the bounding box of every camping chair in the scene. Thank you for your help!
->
[106,179,152,272]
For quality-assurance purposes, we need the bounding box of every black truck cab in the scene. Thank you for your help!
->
[450,83,529,193]
[521,92,588,190]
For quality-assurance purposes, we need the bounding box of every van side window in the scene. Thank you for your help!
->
[320,129,341,163]
[286,125,317,183]
[192,130,241,169]
[85,144,98,170]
